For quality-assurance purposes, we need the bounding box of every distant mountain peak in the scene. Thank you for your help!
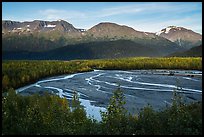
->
[156,26,202,49]
[92,22,123,28]
[97,22,119,25]
[87,22,156,39]
[2,19,81,34]
[156,26,193,36]
[2,20,202,53]
[156,26,181,35]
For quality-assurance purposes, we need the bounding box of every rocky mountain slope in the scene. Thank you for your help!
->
[86,22,155,39]
[156,26,202,49]
[2,20,201,60]
[2,20,82,34]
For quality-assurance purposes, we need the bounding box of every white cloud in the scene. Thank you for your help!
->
[37,3,201,21]
[97,2,200,17]
[4,2,201,34]
[38,9,86,21]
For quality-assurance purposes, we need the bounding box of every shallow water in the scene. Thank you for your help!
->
[16,69,202,121]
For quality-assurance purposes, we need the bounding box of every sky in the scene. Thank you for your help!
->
[2,2,202,34]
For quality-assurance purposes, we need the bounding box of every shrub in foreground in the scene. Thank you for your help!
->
[2,88,202,135]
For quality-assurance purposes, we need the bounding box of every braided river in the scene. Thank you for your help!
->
[16,69,202,121]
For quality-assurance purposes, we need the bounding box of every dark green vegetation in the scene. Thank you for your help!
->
[173,39,202,50]
[2,34,68,52]
[2,21,180,54]
[2,57,202,135]
[2,39,182,60]
[2,21,202,60]
[2,57,202,92]
[168,45,202,57]
[2,88,202,135]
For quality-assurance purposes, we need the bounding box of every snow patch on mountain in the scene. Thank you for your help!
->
[45,24,56,28]
[156,30,165,36]
[165,27,171,34]
[156,26,180,35]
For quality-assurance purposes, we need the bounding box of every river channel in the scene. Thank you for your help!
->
[16,69,202,121]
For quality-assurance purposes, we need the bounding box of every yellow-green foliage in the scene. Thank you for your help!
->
[2,57,202,135]
[2,57,201,92]
[86,57,202,70]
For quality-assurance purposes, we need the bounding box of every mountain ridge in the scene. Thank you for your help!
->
[2,19,202,59]
[155,26,202,49]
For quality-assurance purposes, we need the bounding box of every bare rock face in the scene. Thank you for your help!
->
[87,22,156,39]
[2,20,201,57]
[156,26,202,49]
[2,20,82,34]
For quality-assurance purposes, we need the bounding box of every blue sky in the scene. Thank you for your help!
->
[2,2,202,34]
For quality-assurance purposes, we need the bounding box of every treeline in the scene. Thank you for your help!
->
[2,60,92,92]
[2,57,202,92]
[168,45,202,57]
[2,88,202,135]
[86,57,202,70]
[2,57,202,135]
[2,34,68,52]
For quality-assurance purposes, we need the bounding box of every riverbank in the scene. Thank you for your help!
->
[2,57,202,93]
[2,57,202,135]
